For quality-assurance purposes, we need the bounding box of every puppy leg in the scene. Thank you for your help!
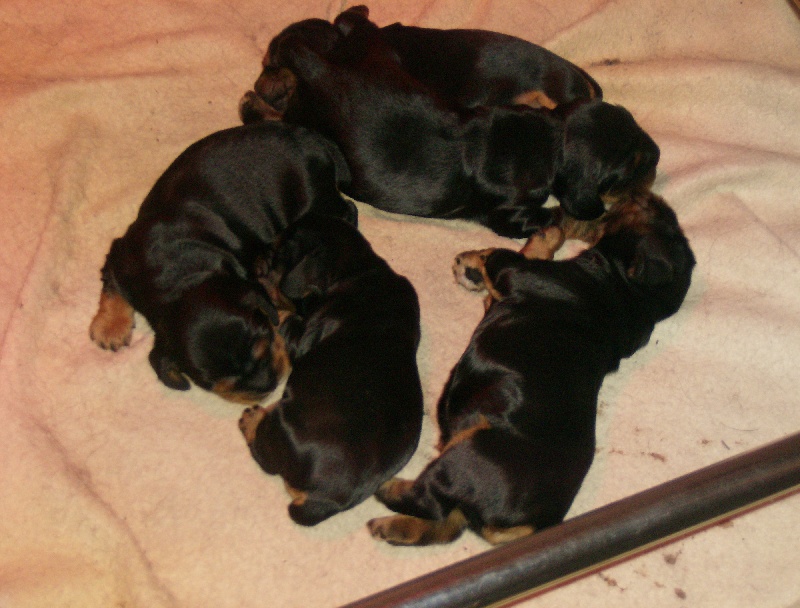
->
[89,287,135,351]
[368,509,468,546]
[239,91,284,124]
[239,67,297,123]
[519,225,564,260]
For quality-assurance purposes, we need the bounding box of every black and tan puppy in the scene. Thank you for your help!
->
[367,191,695,545]
[377,13,602,110]
[240,6,658,234]
[89,122,356,403]
[241,5,601,118]
[238,213,423,526]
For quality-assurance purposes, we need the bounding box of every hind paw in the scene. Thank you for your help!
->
[89,290,134,351]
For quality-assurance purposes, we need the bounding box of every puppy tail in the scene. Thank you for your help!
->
[288,496,343,527]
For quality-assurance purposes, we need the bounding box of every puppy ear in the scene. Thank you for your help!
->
[334,5,371,36]
[628,235,674,286]
[148,343,191,391]
[242,289,281,326]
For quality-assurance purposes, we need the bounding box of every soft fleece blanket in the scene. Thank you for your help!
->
[1,1,799,607]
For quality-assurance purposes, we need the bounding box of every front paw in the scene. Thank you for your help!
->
[89,290,135,351]
[374,477,414,506]
[238,405,268,445]
[368,515,427,545]
[452,248,494,291]
[239,91,283,123]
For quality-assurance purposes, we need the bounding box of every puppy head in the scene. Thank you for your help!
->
[240,17,342,123]
[268,213,373,306]
[596,191,695,320]
[265,18,342,67]
[553,100,660,220]
[332,5,372,36]
[149,277,290,405]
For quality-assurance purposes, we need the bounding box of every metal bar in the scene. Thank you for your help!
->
[342,431,800,608]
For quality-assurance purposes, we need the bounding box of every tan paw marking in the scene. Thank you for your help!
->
[453,248,504,303]
[519,226,564,260]
[480,524,535,545]
[89,289,135,351]
[238,405,268,445]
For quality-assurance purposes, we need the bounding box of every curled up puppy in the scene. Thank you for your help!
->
[241,6,659,234]
[238,214,424,526]
[89,122,356,403]
[368,192,695,545]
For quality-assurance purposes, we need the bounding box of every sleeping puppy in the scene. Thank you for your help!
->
[241,5,600,119]
[238,213,423,526]
[367,191,695,545]
[374,6,603,110]
[89,121,356,404]
[240,6,658,234]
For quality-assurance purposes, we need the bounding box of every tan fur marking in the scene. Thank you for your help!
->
[519,226,564,260]
[480,524,536,545]
[238,405,268,445]
[270,331,291,381]
[375,478,415,503]
[284,482,308,506]
[560,214,607,246]
[238,91,283,122]
[512,89,558,110]
[452,248,504,302]
[89,289,135,351]
[438,415,491,453]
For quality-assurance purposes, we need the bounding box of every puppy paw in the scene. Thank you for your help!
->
[238,405,268,445]
[89,290,135,351]
[239,91,283,123]
[480,524,535,545]
[519,226,564,260]
[452,248,494,291]
[368,515,426,545]
[251,66,297,112]
[368,510,468,546]
[374,478,414,505]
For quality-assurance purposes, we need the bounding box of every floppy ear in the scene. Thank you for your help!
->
[148,340,191,391]
[628,234,674,286]
[242,289,280,326]
[555,143,607,220]
[333,5,371,36]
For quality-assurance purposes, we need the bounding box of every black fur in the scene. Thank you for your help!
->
[369,192,695,545]
[89,122,356,402]
[239,214,423,526]
[240,6,659,235]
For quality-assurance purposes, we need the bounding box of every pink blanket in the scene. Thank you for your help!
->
[1,1,799,606]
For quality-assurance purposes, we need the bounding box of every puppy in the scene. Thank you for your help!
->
[367,191,695,545]
[376,10,602,110]
[238,213,423,526]
[240,7,658,234]
[241,5,600,118]
[89,121,356,403]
